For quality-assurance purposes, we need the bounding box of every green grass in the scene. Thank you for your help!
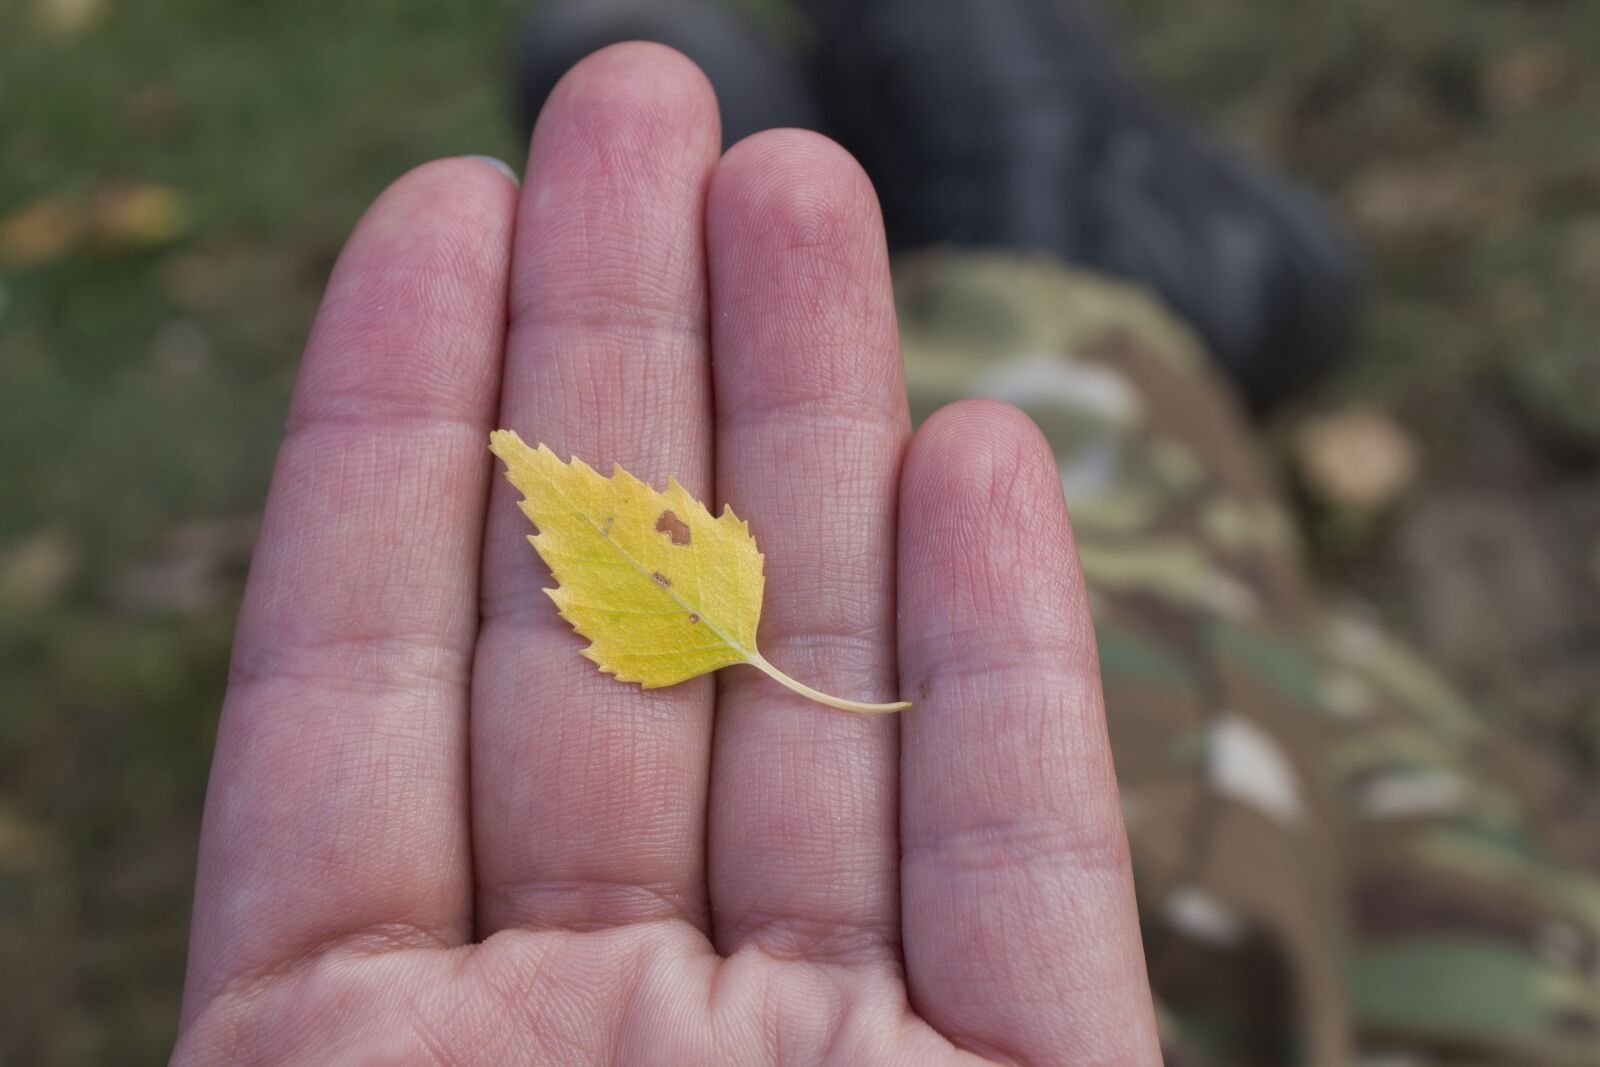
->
[3,0,1597,1062]
[1,2,523,1061]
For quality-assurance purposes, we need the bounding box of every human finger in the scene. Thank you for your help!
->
[705,130,911,966]
[471,43,723,936]
[897,401,1161,1063]
[182,157,516,1020]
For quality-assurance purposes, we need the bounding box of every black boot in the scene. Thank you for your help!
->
[803,0,1362,409]
[513,0,821,150]
[513,0,1363,409]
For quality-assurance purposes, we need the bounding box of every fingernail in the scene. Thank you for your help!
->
[466,155,519,184]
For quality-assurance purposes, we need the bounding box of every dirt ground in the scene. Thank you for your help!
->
[1,0,1596,1063]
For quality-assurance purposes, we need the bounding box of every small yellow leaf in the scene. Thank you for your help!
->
[0,196,83,269]
[90,182,188,249]
[32,0,105,37]
[490,431,909,714]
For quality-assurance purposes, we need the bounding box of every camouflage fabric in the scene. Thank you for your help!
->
[894,250,1600,1067]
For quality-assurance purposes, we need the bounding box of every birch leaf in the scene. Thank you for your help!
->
[489,431,910,714]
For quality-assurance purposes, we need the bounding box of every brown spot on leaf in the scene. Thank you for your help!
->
[688,613,700,624]
[655,510,691,546]
[652,571,671,587]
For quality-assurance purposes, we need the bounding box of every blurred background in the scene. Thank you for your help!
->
[2,0,1597,1062]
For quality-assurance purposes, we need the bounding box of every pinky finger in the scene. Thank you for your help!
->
[897,401,1161,1064]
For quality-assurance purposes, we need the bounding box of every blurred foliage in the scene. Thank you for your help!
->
[1,1,522,1062]
[1,0,1597,1063]
[1109,0,1600,771]
[1112,0,1600,451]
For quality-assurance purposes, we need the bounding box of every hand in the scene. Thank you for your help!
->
[174,44,1159,1066]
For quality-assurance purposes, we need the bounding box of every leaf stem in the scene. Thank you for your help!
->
[749,654,912,714]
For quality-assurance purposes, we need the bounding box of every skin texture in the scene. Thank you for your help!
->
[174,44,1161,1067]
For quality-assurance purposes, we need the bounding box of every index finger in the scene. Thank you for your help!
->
[182,158,516,1022]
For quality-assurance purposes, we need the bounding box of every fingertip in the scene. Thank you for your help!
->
[897,398,1094,705]
[911,396,1046,449]
[295,156,517,428]
[709,128,882,257]
[366,155,522,239]
[508,38,723,344]
[556,38,717,99]
[707,128,901,416]
[902,399,1072,557]
[533,40,722,166]
[337,155,521,297]
[464,155,520,185]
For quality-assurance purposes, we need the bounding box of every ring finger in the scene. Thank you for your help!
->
[705,131,912,966]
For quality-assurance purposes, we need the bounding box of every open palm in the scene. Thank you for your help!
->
[174,44,1158,1066]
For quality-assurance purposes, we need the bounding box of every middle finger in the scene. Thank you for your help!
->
[472,44,722,936]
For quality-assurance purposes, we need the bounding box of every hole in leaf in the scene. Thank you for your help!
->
[655,510,692,546]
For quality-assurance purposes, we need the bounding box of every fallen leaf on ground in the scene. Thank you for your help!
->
[0,529,77,606]
[1567,218,1600,289]
[2,183,189,268]
[1293,406,1419,514]
[32,0,104,37]
[0,196,83,269]
[1344,163,1479,237]
[490,431,910,714]
[1484,46,1570,114]
[0,805,50,873]
[90,183,187,249]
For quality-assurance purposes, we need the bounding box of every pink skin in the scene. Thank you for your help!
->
[174,43,1160,1067]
